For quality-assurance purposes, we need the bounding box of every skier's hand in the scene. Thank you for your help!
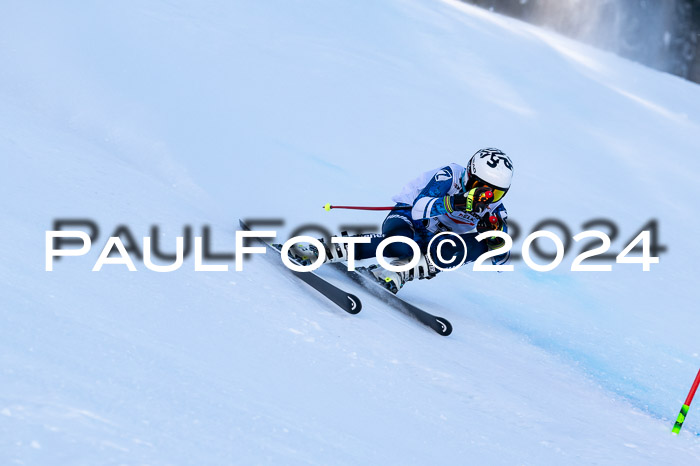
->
[445,187,493,214]
[477,211,503,233]
[477,211,506,250]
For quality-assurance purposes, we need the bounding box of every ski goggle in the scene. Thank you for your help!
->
[466,176,508,202]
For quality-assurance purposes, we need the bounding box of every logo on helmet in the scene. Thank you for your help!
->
[479,150,513,171]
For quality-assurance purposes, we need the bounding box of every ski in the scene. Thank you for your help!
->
[239,220,361,314]
[331,263,452,336]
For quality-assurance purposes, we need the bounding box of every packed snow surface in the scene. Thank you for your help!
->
[2,0,700,464]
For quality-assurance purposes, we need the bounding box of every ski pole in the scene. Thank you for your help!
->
[323,203,400,211]
[672,367,700,434]
[323,188,499,213]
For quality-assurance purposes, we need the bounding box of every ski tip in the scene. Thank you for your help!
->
[347,294,362,314]
[434,318,452,336]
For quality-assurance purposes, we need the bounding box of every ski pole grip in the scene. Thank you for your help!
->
[476,190,494,204]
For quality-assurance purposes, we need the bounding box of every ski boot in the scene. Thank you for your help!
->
[369,254,438,294]
[283,238,350,266]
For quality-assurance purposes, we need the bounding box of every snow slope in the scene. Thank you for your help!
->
[2,0,700,464]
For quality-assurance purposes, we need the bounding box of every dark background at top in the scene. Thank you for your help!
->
[463,0,700,84]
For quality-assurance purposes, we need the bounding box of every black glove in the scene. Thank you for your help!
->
[444,187,493,215]
[477,211,506,250]
[476,211,503,233]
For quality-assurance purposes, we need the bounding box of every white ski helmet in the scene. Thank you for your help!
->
[464,148,513,201]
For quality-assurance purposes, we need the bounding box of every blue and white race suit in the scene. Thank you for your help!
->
[354,163,510,268]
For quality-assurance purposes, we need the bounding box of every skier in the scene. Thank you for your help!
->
[290,148,513,293]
